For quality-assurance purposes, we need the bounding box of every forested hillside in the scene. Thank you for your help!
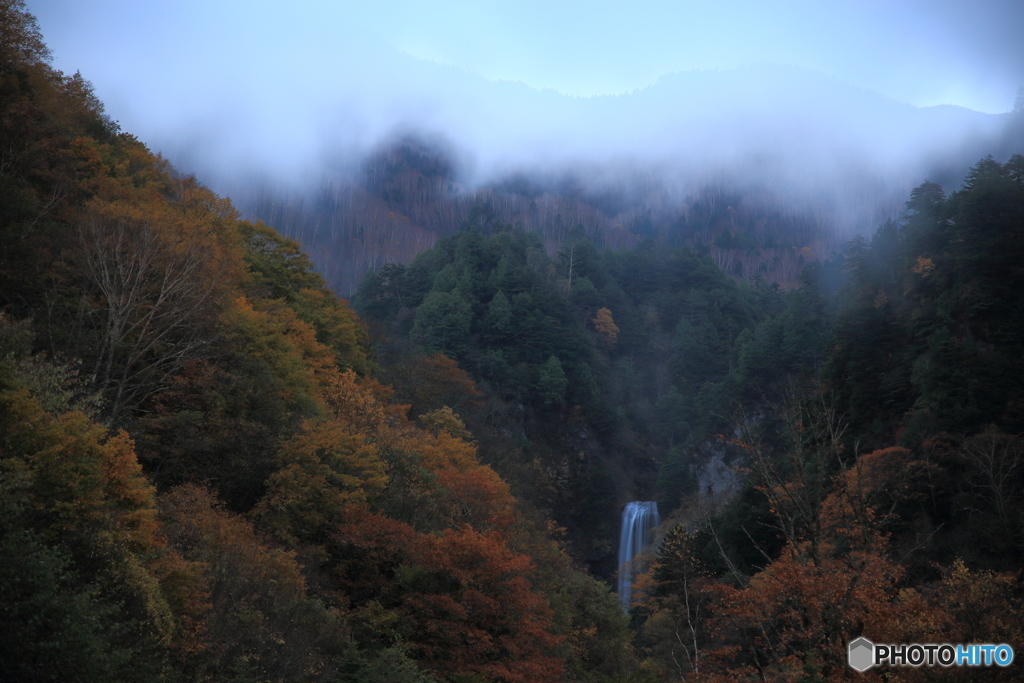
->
[0,5,627,681]
[238,136,860,295]
[351,222,833,573]
[3,2,1024,682]
[627,154,1024,681]
[350,152,1024,680]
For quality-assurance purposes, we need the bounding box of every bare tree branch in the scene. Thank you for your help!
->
[76,200,229,421]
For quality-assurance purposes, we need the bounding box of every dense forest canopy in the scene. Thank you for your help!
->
[3,2,1024,681]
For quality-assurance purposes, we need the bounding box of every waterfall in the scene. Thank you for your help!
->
[617,501,660,611]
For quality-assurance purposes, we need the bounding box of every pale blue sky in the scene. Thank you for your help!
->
[30,0,1023,111]
[24,0,1024,189]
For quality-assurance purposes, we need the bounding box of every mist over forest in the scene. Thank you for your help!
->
[5,1,1024,681]
[27,1,1024,294]
[169,62,1023,294]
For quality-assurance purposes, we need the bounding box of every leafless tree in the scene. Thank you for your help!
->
[76,201,227,422]
[960,428,1024,535]
[736,387,848,567]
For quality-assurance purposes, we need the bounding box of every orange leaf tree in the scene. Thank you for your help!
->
[329,508,563,683]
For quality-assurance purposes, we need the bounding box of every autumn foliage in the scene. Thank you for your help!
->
[0,5,587,679]
[636,424,1024,683]
[6,4,1024,682]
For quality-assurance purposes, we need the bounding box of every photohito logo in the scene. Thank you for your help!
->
[848,637,1014,671]
[848,637,874,672]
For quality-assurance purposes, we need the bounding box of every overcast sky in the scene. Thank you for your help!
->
[25,0,1024,188]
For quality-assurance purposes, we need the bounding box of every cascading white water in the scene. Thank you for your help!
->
[617,501,660,611]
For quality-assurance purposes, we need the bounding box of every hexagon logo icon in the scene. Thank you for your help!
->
[848,637,875,672]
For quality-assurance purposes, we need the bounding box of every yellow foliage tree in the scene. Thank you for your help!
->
[258,417,388,545]
[0,366,198,661]
[592,307,619,348]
